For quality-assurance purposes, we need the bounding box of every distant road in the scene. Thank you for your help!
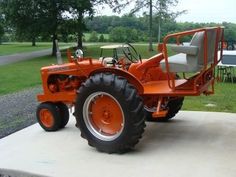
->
[0,49,52,66]
[0,46,72,66]
[0,43,150,66]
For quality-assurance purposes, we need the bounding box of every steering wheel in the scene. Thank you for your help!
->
[122,43,141,63]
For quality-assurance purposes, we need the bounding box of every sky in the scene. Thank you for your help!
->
[95,0,236,23]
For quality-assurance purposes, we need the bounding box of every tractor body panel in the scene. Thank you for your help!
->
[37,60,104,103]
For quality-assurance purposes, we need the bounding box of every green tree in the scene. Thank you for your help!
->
[99,34,105,42]
[109,27,126,42]
[0,0,94,53]
[0,12,4,44]
[68,0,130,48]
[89,31,99,42]
[126,28,139,42]
[0,24,3,44]
[85,15,147,34]
[37,0,72,55]
[0,0,132,51]
[68,0,93,48]
[223,22,236,41]
[109,27,139,42]
[129,0,185,51]
[0,0,42,46]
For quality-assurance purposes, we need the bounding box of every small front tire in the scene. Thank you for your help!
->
[36,102,61,131]
[56,102,69,128]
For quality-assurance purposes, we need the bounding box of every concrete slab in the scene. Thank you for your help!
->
[0,111,236,177]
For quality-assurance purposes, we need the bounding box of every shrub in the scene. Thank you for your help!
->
[88,31,99,42]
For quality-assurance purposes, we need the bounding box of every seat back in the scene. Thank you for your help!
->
[206,28,217,63]
[187,29,217,70]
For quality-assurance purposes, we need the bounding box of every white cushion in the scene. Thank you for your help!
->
[160,53,198,73]
[169,44,199,55]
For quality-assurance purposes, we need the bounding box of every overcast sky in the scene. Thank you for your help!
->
[95,0,236,23]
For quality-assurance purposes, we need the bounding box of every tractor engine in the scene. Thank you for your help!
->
[47,74,86,93]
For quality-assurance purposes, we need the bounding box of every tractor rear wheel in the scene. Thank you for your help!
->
[74,73,146,153]
[146,97,184,122]
[36,102,61,131]
[56,102,69,128]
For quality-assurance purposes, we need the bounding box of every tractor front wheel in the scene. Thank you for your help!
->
[56,102,69,128]
[74,73,146,153]
[36,102,61,131]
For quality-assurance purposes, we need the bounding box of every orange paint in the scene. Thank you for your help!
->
[39,109,54,128]
[90,95,123,135]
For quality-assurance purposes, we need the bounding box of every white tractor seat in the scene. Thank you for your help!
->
[160,29,217,73]
[161,53,199,73]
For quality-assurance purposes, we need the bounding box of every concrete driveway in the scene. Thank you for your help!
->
[0,111,236,177]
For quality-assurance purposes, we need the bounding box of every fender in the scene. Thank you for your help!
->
[89,68,144,94]
[136,53,164,71]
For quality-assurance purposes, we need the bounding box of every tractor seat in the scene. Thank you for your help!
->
[160,49,199,73]
[160,29,217,73]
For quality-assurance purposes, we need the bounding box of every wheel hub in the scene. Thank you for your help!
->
[39,109,54,128]
[83,92,125,141]
[102,111,111,125]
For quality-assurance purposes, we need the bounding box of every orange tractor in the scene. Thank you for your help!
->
[36,27,224,153]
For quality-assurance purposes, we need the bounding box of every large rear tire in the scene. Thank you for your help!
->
[74,73,146,153]
[146,97,184,122]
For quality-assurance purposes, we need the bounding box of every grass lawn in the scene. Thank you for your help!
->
[0,43,235,113]
[182,82,236,113]
[0,42,72,56]
[0,55,56,95]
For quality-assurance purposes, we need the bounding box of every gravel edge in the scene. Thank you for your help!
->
[0,87,42,139]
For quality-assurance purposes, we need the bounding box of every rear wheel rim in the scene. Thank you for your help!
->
[39,109,54,128]
[83,92,125,141]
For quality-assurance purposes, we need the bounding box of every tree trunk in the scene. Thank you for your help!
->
[148,0,153,51]
[77,12,83,49]
[77,33,83,49]
[32,37,36,46]
[158,19,161,44]
[158,0,162,45]
[52,34,57,56]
